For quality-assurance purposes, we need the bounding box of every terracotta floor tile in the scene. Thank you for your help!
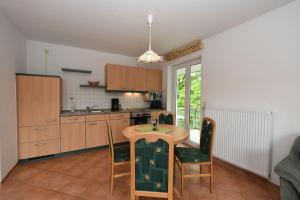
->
[48,161,75,173]
[0,148,280,200]
[46,192,81,200]
[63,163,91,177]
[18,187,55,200]
[26,158,58,170]
[59,178,93,197]
[10,168,43,183]
[0,180,33,199]
[216,189,245,200]
[28,171,73,191]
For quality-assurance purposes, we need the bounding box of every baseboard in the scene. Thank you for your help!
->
[213,157,280,192]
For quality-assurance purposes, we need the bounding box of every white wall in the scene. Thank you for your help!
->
[26,40,152,110]
[0,12,26,181]
[163,0,300,184]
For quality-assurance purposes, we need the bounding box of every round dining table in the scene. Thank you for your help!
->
[122,124,188,144]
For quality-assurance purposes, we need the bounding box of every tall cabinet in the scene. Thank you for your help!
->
[17,74,61,159]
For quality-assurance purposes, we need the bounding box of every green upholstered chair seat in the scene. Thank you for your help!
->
[175,147,210,163]
[114,142,130,162]
[135,139,169,192]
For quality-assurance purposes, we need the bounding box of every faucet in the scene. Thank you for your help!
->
[86,105,98,112]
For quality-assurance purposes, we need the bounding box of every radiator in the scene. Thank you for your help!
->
[204,107,273,178]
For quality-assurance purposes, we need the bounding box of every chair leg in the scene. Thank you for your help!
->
[110,163,114,195]
[181,163,184,196]
[210,163,213,193]
[199,164,202,181]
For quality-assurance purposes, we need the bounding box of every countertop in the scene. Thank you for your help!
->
[60,108,167,117]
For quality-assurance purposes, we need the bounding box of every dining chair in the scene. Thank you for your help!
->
[175,117,216,195]
[159,112,175,125]
[130,132,175,200]
[106,120,131,195]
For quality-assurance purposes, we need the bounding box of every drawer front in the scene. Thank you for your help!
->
[19,139,60,159]
[86,114,109,122]
[18,125,59,143]
[61,116,85,124]
[109,113,130,120]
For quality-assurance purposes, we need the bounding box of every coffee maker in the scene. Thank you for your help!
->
[111,98,121,111]
[150,100,162,109]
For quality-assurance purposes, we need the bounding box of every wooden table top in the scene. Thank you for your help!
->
[122,124,188,144]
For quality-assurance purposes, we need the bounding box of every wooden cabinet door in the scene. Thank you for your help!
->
[17,75,60,127]
[146,69,162,91]
[86,120,108,148]
[110,119,130,143]
[106,64,127,91]
[61,122,86,152]
[126,67,147,91]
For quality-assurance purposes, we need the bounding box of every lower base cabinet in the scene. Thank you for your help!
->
[19,139,60,159]
[61,121,86,152]
[86,115,109,148]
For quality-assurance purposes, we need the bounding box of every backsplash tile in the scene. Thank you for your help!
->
[63,86,149,110]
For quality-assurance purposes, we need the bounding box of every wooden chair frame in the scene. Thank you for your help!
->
[130,132,175,200]
[175,117,216,196]
[106,120,130,195]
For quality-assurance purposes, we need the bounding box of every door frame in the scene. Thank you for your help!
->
[172,58,202,147]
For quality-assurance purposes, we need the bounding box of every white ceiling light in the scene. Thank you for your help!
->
[137,14,164,63]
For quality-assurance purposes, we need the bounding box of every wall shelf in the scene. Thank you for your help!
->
[79,84,106,88]
[61,68,92,74]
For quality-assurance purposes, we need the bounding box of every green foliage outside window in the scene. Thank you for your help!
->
[176,69,201,129]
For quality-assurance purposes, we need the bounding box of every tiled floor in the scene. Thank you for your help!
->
[0,149,279,200]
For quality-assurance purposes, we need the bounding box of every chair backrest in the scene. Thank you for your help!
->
[159,112,174,125]
[130,132,174,198]
[199,117,216,160]
[106,120,115,161]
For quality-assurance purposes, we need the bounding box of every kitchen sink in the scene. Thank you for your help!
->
[90,110,103,113]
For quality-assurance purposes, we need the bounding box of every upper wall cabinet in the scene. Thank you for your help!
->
[17,75,61,127]
[106,64,127,91]
[146,69,162,91]
[126,67,147,91]
[105,64,162,92]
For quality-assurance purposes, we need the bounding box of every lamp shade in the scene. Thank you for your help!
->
[137,50,164,63]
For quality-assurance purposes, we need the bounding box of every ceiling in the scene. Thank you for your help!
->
[0,0,294,57]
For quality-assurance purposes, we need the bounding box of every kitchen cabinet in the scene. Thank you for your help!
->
[106,64,127,91]
[19,139,60,159]
[106,64,162,92]
[126,67,147,91]
[61,116,86,152]
[17,75,61,127]
[146,69,162,91]
[109,113,130,143]
[86,114,109,148]
[16,74,61,159]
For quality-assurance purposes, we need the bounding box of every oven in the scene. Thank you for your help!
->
[130,111,151,125]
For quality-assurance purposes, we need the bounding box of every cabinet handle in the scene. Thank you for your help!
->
[87,123,97,126]
[34,127,48,131]
[34,142,47,147]
[70,118,79,120]
[47,119,57,122]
